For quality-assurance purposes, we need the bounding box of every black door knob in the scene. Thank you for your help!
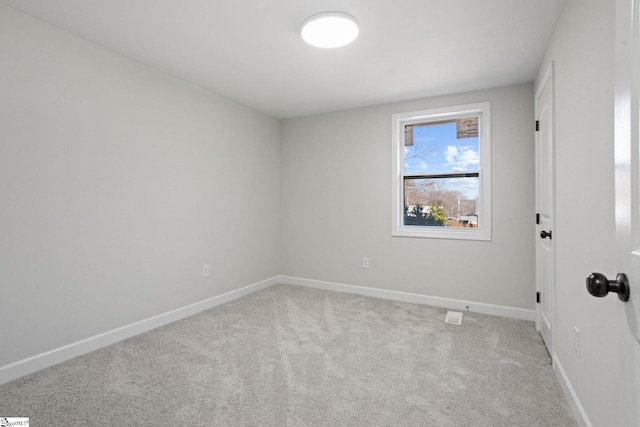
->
[586,272,630,302]
[540,230,552,239]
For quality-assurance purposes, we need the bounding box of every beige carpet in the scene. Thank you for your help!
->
[0,284,577,426]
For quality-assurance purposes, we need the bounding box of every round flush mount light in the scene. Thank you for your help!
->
[301,12,359,48]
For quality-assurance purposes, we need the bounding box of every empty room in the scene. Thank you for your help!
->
[1,0,638,426]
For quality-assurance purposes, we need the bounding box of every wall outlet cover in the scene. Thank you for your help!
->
[362,257,369,269]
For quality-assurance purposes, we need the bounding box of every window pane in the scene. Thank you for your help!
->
[403,176,479,227]
[404,118,479,174]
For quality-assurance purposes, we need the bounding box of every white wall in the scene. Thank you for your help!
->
[0,5,281,367]
[535,0,638,425]
[281,84,535,310]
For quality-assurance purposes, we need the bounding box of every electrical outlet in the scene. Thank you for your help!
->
[574,327,580,357]
[202,264,210,278]
[362,257,369,269]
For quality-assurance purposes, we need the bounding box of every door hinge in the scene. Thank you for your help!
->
[536,292,541,304]
[536,213,540,224]
[535,120,540,131]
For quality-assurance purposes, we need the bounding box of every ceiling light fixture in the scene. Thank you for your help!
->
[301,12,359,49]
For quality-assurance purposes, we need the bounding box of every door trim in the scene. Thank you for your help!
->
[535,62,556,357]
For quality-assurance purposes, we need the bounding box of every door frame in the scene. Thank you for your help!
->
[613,0,640,422]
[535,63,556,357]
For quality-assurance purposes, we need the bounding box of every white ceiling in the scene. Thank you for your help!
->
[0,0,566,119]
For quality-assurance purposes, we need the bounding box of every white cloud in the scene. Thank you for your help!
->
[420,161,428,169]
[445,145,479,170]
[445,146,458,162]
[459,149,479,164]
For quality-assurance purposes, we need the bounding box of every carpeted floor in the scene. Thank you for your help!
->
[0,284,577,426]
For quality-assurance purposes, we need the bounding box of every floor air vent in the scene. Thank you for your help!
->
[445,311,463,325]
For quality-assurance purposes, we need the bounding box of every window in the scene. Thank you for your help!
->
[391,102,491,240]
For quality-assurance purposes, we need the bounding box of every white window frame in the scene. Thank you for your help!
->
[391,102,491,241]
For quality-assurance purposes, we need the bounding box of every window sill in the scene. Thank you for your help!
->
[392,226,491,241]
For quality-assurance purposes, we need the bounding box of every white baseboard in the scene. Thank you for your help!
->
[1,275,535,386]
[0,276,279,386]
[553,357,592,427]
[279,275,535,321]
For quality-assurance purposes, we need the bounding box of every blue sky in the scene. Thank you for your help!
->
[404,121,480,199]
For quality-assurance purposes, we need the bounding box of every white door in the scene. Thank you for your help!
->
[612,0,640,422]
[535,66,554,355]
